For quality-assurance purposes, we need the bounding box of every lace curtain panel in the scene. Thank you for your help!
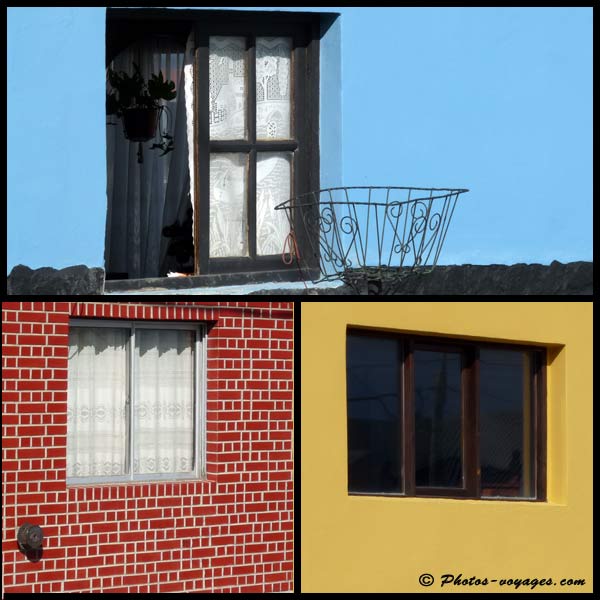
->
[67,327,129,477]
[67,327,195,478]
[208,36,293,258]
[257,153,292,255]
[209,36,246,140]
[209,154,248,258]
[256,37,291,140]
[134,329,195,474]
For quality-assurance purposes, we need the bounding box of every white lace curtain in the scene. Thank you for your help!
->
[67,327,195,478]
[134,329,194,475]
[105,34,195,279]
[67,327,129,477]
[208,36,292,258]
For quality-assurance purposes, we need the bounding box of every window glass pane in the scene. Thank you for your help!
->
[256,37,292,140]
[414,350,462,488]
[209,153,248,257]
[480,350,535,498]
[346,335,402,494]
[67,327,129,478]
[256,152,292,255]
[134,329,195,474]
[209,36,246,140]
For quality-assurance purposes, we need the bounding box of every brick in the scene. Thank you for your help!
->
[64,579,91,591]
[36,570,64,582]
[155,560,180,572]
[178,569,204,581]
[137,552,161,563]
[18,334,47,346]
[98,543,124,554]
[119,531,146,543]
[18,470,47,481]
[214,576,237,588]
[63,536,88,546]
[25,312,50,323]
[79,512,105,523]
[17,380,46,391]
[47,380,68,391]
[122,574,149,586]
[211,535,234,546]
[263,552,285,562]
[161,581,185,592]
[138,509,162,520]
[17,357,47,368]
[151,519,175,529]
[265,572,288,583]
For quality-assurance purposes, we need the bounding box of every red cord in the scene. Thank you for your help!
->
[282,231,310,292]
[282,231,300,264]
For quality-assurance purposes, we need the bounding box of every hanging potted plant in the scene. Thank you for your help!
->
[106,63,177,162]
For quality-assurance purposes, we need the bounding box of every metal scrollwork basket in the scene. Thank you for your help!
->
[275,186,469,294]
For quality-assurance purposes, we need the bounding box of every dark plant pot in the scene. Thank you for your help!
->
[122,107,159,142]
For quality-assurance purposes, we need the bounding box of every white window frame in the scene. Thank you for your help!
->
[66,318,207,485]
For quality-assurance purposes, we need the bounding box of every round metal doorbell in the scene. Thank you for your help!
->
[17,523,44,551]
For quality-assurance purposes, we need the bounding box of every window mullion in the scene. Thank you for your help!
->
[248,150,257,259]
[397,339,405,495]
[403,339,416,496]
[463,345,479,498]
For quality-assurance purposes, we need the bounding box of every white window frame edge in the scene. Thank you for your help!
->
[66,318,207,486]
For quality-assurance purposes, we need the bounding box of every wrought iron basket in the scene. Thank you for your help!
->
[275,186,469,294]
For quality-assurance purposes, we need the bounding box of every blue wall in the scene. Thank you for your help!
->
[339,7,593,265]
[7,7,592,272]
[8,7,107,271]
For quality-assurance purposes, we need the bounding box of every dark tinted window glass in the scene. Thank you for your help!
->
[414,350,462,487]
[480,349,535,498]
[346,335,402,493]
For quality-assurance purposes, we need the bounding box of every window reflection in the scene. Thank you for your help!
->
[480,349,535,498]
[346,335,402,493]
[414,350,462,488]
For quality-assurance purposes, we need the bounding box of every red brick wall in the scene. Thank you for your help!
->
[1,301,294,593]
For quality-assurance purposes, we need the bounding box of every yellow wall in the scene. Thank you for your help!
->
[301,302,592,593]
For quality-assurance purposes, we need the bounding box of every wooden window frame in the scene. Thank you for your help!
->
[347,329,547,502]
[106,8,320,283]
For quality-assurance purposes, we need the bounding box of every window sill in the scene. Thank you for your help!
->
[348,493,549,504]
[104,267,319,294]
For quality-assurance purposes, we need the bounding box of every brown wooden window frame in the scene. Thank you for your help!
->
[347,329,547,502]
[194,13,320,278]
